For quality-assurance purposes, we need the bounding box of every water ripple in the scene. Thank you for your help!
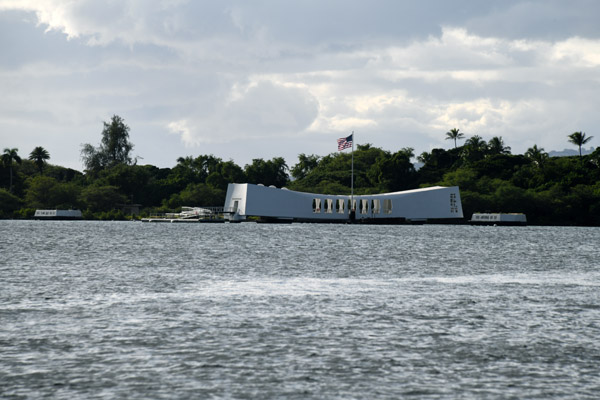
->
[1,221,599,399]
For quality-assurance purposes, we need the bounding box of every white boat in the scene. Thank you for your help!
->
[141,206,223,223]
[34,209,83,220]
[469,213,527,226]
[166,206,213,219]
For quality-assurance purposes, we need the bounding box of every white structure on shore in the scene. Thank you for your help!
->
[470,213,527,226]
[34,209,82,220]
[223,183,463,223]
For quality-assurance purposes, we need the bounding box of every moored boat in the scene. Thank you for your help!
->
[141,206,224,223]
[469,213,527,226]
[34,209,83,220]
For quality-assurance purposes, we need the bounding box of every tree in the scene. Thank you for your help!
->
[100,115,134,166]
[81,115,134,171]
[170,154,224,188]
[445,128,465,148]
[525,145,548,168]
[79,185,126,212]
[206,160,245,191]
[29,146,50,174]
[24,176,56,208]
[291,154,321,180]
[244,157,289,187]
[416,147,462,185]
[568,131,593,157]
[461,135,488,162]
[101,163,152,204]
[487,137,511,155]
[368,148,416,192]
[170,183,224,207]
[0,188,23,217]
[2,148,22,193]
[25,176,80,209]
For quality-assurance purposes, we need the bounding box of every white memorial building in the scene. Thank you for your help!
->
[223,183,463,223]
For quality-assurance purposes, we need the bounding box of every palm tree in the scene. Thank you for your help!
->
[445,128,465,148]
[465,135,487,150]
[488,136,511,155]
[461,135,488,162]
[525,145,548,168]
[2,148,22,193]
[29,146,50,175]
[568,131,593,157]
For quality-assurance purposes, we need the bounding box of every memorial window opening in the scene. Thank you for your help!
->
[383,199,393,214]
[336,199,345,214]
[312,198,321,213]
[325,198,333,214]
[371,199,381,214]
[360,199,369,214]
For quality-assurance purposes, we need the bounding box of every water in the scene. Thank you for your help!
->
[1,220,599,399]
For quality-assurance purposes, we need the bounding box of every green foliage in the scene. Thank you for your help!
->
[368,148,416,192]
[95,209,127,221]
[100,164,151,203]
[164,183,224,208]
[81,115,134,172]
[417,147,462,183]
[461,135,488,163]
[2,147,22,193]
[3,126,600,225]
[207,160,245,191]
[436,167,479,191]
[244,157,289,187]
[525,145,548,169]
[459,190,493,218]
[487,137,511,155]
[25,176,81,209]
[291,154,321,180]
[445,128,464,148]
[79,185,126,212]
[29,146,50,174]
[0,188,23,216]
[13,208,35,219]
[289,152,350,192]
[471,154,528,181]
[568,131,593,157]
[24,176,56,209]
[2,148,22,167]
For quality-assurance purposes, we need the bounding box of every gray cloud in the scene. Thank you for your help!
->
[1,1,599,170]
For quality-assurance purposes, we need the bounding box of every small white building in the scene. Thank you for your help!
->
[470,213,527,226]
[34,209,83,220]
[223,183,463,223]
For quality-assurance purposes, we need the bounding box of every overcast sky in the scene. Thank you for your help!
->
[1,1,599,171]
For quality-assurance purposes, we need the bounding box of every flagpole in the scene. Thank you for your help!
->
[351,131,354,212]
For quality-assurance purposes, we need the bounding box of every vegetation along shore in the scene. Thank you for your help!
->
[2,116,599,225]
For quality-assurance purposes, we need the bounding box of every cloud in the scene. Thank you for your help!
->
[1,1,600,170]
[168,80,319,145]
[120,22,600,155]
[0,0,181,45]
[552,37,600,67]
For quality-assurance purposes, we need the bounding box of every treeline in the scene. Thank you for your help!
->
[2,117,599,225]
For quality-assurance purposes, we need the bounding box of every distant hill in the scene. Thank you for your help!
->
[549,147,595,157]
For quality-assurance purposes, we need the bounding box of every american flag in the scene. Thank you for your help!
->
[337,134,353,151]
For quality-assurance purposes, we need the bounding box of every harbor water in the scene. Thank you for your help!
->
[1,220,599,399]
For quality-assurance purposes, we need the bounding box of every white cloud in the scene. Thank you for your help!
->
[552,37,600,67]
[167,80,319,146]
[1,1,600,170]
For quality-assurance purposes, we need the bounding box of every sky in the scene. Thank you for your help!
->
[1,0,599,171]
